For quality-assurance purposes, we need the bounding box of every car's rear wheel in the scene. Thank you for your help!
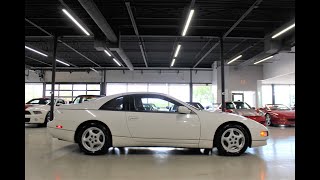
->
[215,124,249,156]
[265,114,272,126]
[77,122,111,155]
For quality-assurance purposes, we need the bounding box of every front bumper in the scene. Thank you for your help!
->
[25,114,45,124]
[251,140,267,147]
[245,116,266,126]
[272,118,295,126]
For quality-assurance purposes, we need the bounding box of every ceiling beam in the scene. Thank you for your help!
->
[193,0,263,68]
[125,2,148,67]
[30,67,213,71]
[193,41,220,68]
[25,56,52,66]
[223,0,263,39]
[25,18,101,67]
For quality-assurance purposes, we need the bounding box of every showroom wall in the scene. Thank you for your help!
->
[215,65,263,106]
[263,47,295,79]
[45,70,213,83]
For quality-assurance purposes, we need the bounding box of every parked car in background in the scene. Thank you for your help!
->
[48,92,269,156]
[186,102,205,110]
[217,101,266,125]
[71,95,104,104]
[205,103,221,111]
[25,98,66,127]
[259,104,295,126]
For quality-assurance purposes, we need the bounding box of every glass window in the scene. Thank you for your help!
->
[59,91,72,96]
[106,83,127,95]
[46,84,59,91]
[169,84,190,102]
[73,84,86,90]
[192,84,213,108]
[262,85,272,107]
[26,98,50,105]
[87,84,100,90]
[59,84,72,90]
[87,91,101,95]
[73,91,87,97]
[128,83,148,92]
[73,97,81,104]
[274,85,291,107]
[134,94,182,113]
[25,83,43,103]
[100,97,124,111]
[233,102,251,109]
[226,102,235,109]
[148,84,168,94]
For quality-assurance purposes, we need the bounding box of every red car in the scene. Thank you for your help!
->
[260,104,295,126]
[218,101,266,125]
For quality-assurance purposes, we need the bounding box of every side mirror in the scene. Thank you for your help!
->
[166,106,169,109]
[69,101,73,104]
[251,107,255,109]
[56,102,62,106]
[219,107,222,109]
[178,106,191,114]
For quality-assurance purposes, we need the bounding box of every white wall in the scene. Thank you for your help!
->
[45,70,213,84]
[215,65,263,103]
[25,69,43,82]
[263,52,295,80]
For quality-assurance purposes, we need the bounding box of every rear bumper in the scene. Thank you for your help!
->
[47,127,75,143]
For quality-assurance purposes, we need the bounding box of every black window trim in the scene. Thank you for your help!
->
[99,96,129,111]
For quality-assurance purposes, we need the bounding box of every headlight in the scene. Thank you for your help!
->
[33,111,42,114]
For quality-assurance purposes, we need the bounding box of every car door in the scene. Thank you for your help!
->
[125,94,200,146]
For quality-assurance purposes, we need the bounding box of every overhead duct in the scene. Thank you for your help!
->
[78,0,134,70]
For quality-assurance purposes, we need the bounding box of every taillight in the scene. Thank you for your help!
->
[56,125,63,129]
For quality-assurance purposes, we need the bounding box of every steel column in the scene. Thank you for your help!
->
[190,70,193,102]
[50,35,58,121]
[100,70,106,95]
[272,84,275,104]
[220,37,226,112]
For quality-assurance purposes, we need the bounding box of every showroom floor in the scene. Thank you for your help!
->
[25,125,295,180]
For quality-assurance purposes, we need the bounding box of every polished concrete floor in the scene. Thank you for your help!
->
[25,125,295,180]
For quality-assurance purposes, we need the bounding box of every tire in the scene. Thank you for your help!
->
[76,122,111,155]
[215,124,249,156]
[203,148,212,155]
[265,114,272,126]
[39,112,50,127]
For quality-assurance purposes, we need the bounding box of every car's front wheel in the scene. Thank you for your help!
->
[215,124,249,156]
[265,114,272,126]
[39,112,50,127]
[77,122,111,155]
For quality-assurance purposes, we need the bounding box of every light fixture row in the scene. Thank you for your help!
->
[25,46,70,66]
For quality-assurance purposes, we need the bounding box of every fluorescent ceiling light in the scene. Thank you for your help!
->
[174,44,181,58]
[170,59,176,67]
[104,50,111,57]
[56,59,70,66]
[272,23,295,39]
[90,67,99,74]
[113,58,121,66]
[254,56,273,64]
[182,9,194,36]
[227,55,242,64]
[62,9,90,36]
[25,46,48,57]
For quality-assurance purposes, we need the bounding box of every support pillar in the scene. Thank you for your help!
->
[220,37,226,111]
[50,35,58,121]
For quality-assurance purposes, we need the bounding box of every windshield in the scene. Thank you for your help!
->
[26,98,51,105]
[233,102,251,109]
[267,104,291,110]
[73,95,102,104]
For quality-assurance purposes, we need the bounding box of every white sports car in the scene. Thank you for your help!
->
[48,92,269,156]
[25,98,66,127]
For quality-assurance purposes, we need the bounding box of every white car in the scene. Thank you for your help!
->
[48,92,269,156]
[25,98,66,127]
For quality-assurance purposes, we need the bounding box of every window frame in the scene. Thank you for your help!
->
[130,94,184,114]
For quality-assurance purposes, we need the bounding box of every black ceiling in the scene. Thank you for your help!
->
[25,0,295,69]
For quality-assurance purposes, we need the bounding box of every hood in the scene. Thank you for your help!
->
[269,110,295,117]
[233,109,260,116]
[25,104,34,109]
[26,104,49,111]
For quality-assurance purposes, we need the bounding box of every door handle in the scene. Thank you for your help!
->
[128,116,138,121]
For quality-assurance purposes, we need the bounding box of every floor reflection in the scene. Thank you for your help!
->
[25,125,295,180]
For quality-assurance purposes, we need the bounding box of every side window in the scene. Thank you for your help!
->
[133,95,182,113]
[73,97,81,104]
[226,102,235,109]
[100,97,124,111]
